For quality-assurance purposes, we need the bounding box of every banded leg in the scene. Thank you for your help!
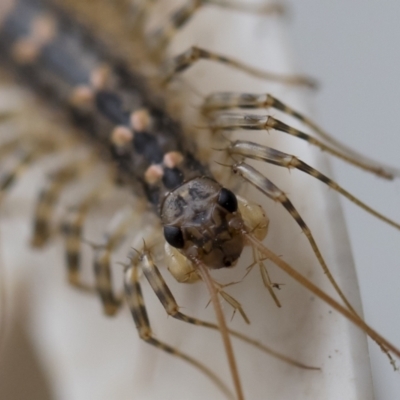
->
[62,185,109,293]
[231,161,395,361]
[228,141,400,230]
[234,195,282,307]
[124,258,234,400]
[134,246,318,370]
[0,147,43,203]
[93,208,137,316]
[161,46,317,88]
[31,161,93,248]
[202,92,400,179]
[148,1,283,52]
[166,242,250,323]
[209,113,395,179]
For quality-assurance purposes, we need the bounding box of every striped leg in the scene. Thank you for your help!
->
[166,242,250,323]
[123,257,234,400]
[93,208,137,316]
[31,164,82,248]
[234,195,282,307]
[148,1,283,53]
[202,92,400,179]
[231,160,396,363]
[130,246,318,370]
[209,112,396,179]
[161,46,317,88]
[228,141,400,230]
[62,186,108,293]
[0,147,40,203]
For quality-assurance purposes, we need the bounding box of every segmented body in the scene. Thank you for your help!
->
[0,0,208,209]
[0,0,400,400]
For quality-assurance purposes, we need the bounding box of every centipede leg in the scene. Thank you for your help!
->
[202,92,400,179]
[137,245,318,369]
[123,255,234,400]
[232,161,396,362]
[93,208,137,316]
[247,234,400,364]
[0,147,41,203]
[62,186,108,293]
[228,141,400,230]
[161,46,316,88]
[148,1,283,54]
[209,112,395,179]
[31,160,94,248]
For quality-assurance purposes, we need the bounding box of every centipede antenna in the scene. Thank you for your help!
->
[194,258,244,400]
[232,160,399,363]
[124,253,235,399]
[245,233,400,362]
[132,245,317,369]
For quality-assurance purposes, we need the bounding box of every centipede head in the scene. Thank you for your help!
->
[161,177,244,269]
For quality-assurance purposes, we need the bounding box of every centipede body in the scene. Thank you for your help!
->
[0,1,399,399]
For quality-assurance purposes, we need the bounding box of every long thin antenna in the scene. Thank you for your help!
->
[195,259,244,400]
[246,233,400,361]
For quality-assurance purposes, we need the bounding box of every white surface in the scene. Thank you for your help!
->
[286,3,400,399]
[1,1,397,399]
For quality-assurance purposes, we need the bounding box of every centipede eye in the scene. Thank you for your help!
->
[217,188,238,213]
[164,225,185,249]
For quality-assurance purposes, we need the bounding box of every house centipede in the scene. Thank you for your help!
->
[0,0,400,400]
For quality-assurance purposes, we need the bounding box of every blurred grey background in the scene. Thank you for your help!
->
[286,2,400,399]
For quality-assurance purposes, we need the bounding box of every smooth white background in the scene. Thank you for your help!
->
[286,2,400,399]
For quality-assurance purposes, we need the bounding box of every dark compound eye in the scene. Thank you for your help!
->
[223,258,233,267]
[217,188,238,213]
[164,225,185,249]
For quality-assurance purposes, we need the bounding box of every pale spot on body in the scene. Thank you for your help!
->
[163,151,183,168]
[130,108,151,132]
[145,164,164,184]
[111,126,134,146]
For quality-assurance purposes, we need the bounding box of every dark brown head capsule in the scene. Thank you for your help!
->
[161,177,244,269]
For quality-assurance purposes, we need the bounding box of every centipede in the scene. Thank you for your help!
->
[0,1,399,399]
